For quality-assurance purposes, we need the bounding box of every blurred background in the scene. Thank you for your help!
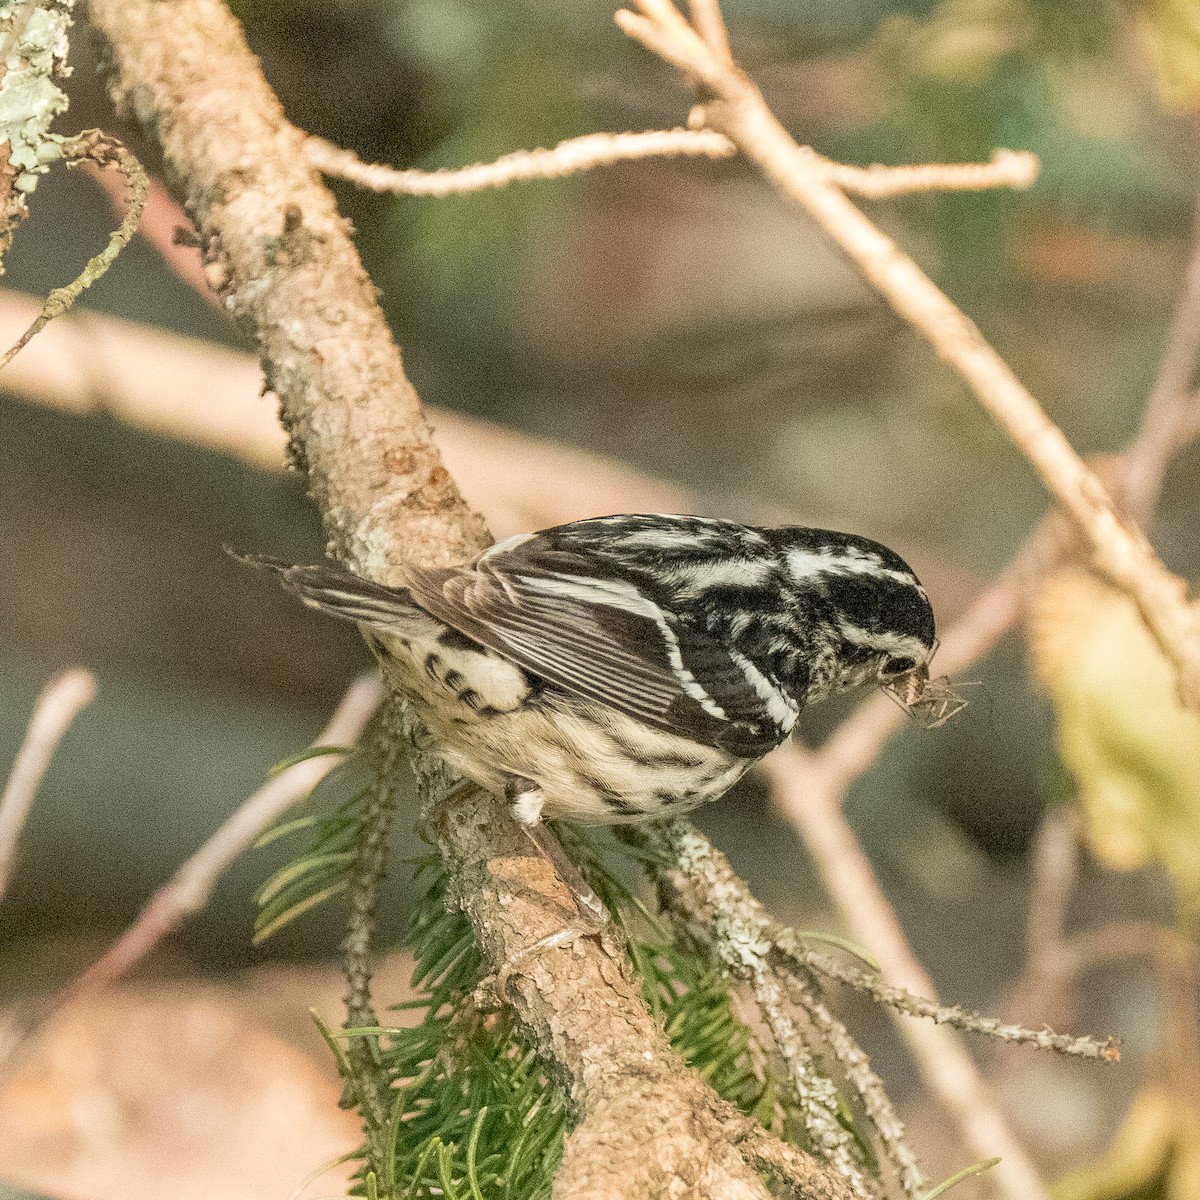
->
[1,0,1198,1197]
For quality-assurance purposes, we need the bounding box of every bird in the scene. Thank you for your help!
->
[239,513,947,843]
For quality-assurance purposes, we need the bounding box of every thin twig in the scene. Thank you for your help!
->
[781,971,926,1199]
[761,746,1056,1200]
[688,0,732,63]
[70,675,378,982]
[0,669,97,900]
[307,123,1040,204]
[0,673,383,1078]
[756,166,1200,1180]
[85,165,221,309]
[340,703,403,1153]
[654,816,1119,1200]
[794,947,1118,1062]
[666,805,1119,1200]
[756,959,879,1198]
[827,150,1039,198]
[1122,191,1200,521]
[1,132,148,368]
[617,0,1200,711]
[1023,808,1079,981]
[304,128,736,196]
[640,819,883,1194]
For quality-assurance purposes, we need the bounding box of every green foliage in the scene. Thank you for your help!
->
[257,761,873,1197]
[252,751,374,944]
[353,858,568,1200]
[852,0,1188,290]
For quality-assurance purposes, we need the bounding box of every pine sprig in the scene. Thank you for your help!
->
[257,763,881,1198]
[325,828,835,1198]
[252,772,369,944]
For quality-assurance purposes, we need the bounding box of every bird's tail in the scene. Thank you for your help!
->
[228,548,423,629]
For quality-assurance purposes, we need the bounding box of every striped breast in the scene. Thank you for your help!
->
[374,627,748,823]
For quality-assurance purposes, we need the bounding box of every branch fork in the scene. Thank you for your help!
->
[617,0,1200,713]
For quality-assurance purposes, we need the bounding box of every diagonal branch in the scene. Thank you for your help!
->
[0,669,97,901]
[82,2,847,1196]
[616,0,1200,712]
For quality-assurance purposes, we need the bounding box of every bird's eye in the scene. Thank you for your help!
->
[882,656,917,677]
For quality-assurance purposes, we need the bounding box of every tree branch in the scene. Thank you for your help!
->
[304,127,736,195]
[83,2,845,1195]
[762,745,1054,1200]
[0,287,694,531]
[616,0,1200,711]
[0,668,97,901]
[0,674,382,1082]
[1,130,148,367]
[305,125,1036,201]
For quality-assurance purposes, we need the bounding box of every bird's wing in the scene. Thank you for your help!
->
[405,534,794,757]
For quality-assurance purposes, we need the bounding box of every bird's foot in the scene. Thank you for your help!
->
[474,779,626,1004]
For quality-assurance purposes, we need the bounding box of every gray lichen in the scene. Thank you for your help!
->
[1,0,74,254]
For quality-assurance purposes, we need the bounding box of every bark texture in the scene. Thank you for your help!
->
[83,1,849,1195]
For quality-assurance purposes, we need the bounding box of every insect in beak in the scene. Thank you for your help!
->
[881,662,969,728]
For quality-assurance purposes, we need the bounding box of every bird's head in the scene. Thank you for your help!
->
[770,528,938,706]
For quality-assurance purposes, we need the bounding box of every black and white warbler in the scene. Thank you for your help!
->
[243,514,955,829]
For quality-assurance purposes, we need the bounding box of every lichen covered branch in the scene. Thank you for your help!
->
[82,2,847,1194]
[1,130,148,367]
[0,0,75,263]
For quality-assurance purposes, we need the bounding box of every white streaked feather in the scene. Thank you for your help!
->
[725,647,798,734]
[669,558,774,596]
[836,623,930,660]
[786,546,926,594]
[518,574,729,719]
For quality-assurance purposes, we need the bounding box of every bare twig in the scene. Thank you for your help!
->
[0,669,97,900]
[307,124,1038,204]
[653,816,1117,1200]
[616,0,1200,711]
[340,704,403,1150]
[647,820,879,1194]
[758,966,880,1199]
[86,165,220,307]
[0,673,382,1077]
[1023,808,1080,982]
[1,131,148,368]
[687,0,731,64]
[1012,812,1198,1091]
[756,171,1200,1182]
[795,947,1117,1062]
[1122,193,1200,521]
[826,150,1039,199]
[304,127,736,196]
[781,971,926,1200]
[760,747,1054,1200]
